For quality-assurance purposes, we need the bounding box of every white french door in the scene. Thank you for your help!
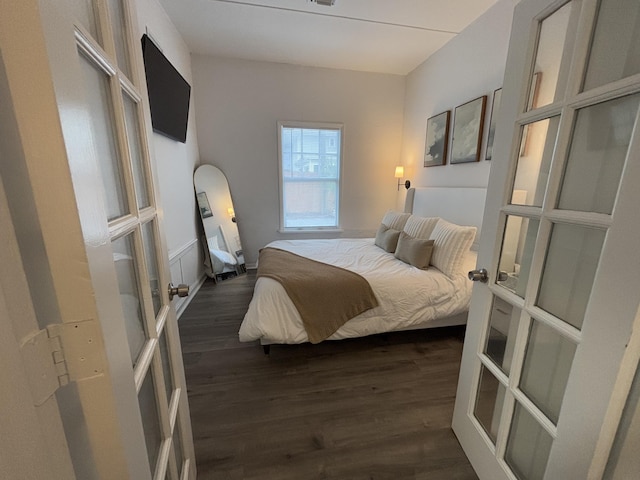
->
[1,0,195,479]
[453,0,640,478]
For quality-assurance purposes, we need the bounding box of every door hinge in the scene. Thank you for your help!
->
[20,319,105,406]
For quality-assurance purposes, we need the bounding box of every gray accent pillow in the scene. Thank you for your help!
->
[394,232,435,269]
[374,224,401,253]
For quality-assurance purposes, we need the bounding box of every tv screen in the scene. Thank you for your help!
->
[141,34,191,143]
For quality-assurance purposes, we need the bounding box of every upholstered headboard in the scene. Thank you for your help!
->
[404,187,487,248]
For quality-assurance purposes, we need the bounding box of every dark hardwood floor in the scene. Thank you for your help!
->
[178,271,478,480]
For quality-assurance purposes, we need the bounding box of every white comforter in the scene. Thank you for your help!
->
[238,238,474,344]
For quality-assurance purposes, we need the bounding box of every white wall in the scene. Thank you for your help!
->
[134,0,205,301]
[399,0,517,208]
[191,57,406,266]
[135,0,515,270]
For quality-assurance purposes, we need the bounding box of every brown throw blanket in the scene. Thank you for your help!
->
[257,247,379,343]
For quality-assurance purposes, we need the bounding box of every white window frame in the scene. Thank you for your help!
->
[277,121,344,232]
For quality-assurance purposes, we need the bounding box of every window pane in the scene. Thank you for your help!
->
[484,296,521,375]
[558,94,640,214]
[505,402,553,480]
[283,180,338,228]
[141,221,162,317]
[139,370,162,474]
[512,117,559,207]
[520,320,577,424]
[282,128,340,179]
[528,2,574,110]
[79,50,128,220]
[583,0,640,91]
[122,91,150,209]
[497,216,539,298]
[281,125,342,229]
[474,365,506,444]
[112,234,147,366]
[537,223,605,329]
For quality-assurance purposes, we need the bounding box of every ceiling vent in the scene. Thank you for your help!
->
[310,0,336,6]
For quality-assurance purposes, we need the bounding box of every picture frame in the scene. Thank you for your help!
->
[485,88,502,161]
[196,191,213,218]
[424,110,451,167]
[450,95,487,164]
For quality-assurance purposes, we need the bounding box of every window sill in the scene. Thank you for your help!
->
[278,228,344,234]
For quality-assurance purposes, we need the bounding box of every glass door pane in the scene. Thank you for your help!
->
[173,416,184,476]
[519,320,577,424]
[107,0,132,79]
[122,91,151,209]
[528,2,575,110]
[139,370,163,475]
[484,296,522,374]
[511,117,560,206]
[537,224,606,329]
[557,94,640,214]
[70,0,100,43]
[474,365,507,444]
[158,332,174,404]
[505,402,553,480]
[497,216,539,297]
[141,221,162,316]
[583,0,640,91]
[112,234,147,367]
[78,50,128,220]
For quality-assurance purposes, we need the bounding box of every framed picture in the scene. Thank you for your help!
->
[424,110,451,167]
[450,95,487,164]
[485,88,502,161]
[196,191,213,218]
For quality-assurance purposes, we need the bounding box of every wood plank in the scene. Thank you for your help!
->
[179,271,478,479]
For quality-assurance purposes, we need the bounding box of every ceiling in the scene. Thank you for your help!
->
[158,0,499,75]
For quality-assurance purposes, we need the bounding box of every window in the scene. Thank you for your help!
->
[278,121,343,230]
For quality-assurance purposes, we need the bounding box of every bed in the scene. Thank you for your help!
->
[238,187,487,350]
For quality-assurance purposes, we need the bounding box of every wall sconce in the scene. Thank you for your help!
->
[395,166,411,190]
[227,207,236,223]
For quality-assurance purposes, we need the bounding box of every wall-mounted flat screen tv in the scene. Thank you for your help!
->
[141,34,191,143]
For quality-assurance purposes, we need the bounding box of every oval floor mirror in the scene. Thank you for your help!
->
[194,165,245,281]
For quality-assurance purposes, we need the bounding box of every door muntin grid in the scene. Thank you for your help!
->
[72,1,190,478]
[471,0,640,478]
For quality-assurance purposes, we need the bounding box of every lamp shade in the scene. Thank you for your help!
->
[394,166,404,178]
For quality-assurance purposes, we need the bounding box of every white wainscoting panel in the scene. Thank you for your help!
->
[168,238,206,318]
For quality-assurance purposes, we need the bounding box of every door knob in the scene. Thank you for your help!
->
[468,268,489,283]
[168,283,189,301]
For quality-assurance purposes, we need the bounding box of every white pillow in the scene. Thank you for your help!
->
[403,215,440,239]
[430,219,477,277]
[380,211,411,230]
